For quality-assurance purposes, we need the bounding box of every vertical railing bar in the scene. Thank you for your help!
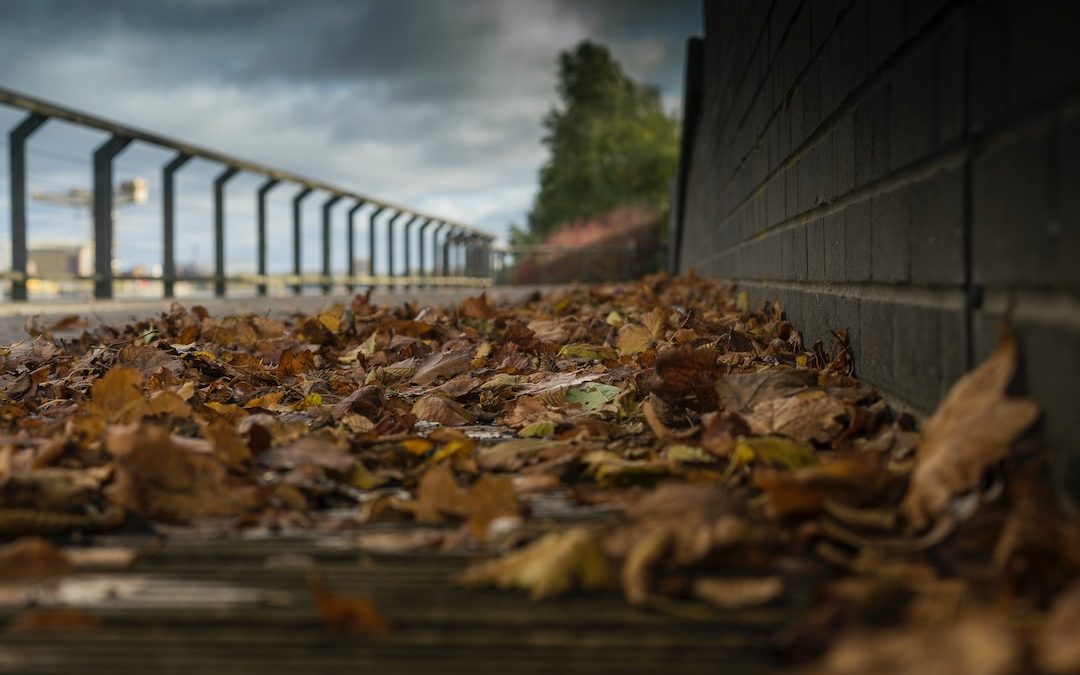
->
[162,152,192,299]
[8,113,48,302]
[92,134,133,300]
[346,200,366,294]
[368,206,386,285]
[401,215,420,287]
[385,211,403,289]
[428,222,446,287]
[321,195,342,294]
[416,218,434,289]
[212,166,240,298]
[255,178,280,297]
[291,187,313,295]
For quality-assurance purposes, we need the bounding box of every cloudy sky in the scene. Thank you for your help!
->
[0,0,700,279]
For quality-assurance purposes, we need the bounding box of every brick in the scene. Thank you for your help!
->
[936,17,965,146]
[844,199,872,281]
[807,217,826,281]
[810,0,842,53]
[871,186,911,283]
[907,0,953,36]
[792,224,808,281]
[803,62,822,139]
[868,85,892,181]
[1058,109,1080,287]
[891,303,944,411]
[832,112,856,198]
[968,0,1010,133]
[858,299,895,389]
[909,166,964,285]
[973,123,1054,287]
[780,229,793,280]
[938,304,966,402]
[889,40,937,169]
[785,163,800,217]
[823,210,846,282]
[1006,0,1080,117]
[867,0,904,73]
[767,173,786,228]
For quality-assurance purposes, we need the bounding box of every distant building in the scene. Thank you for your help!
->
[27,243,93,278]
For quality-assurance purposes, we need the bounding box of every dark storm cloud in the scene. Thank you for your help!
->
[0,0,700,248]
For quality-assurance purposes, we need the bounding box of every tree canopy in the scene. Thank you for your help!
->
[517,41,680,244]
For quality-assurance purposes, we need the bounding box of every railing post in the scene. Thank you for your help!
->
[8,113,47,302]
[92,134,132,300]
[428,222,446,287]
[213,167,240,298]
[385,211,402,289]
[256,178,279,297]
[292,187,313,295]
[441,228,453,279]
[321,195,342,294]
[162,152,192,299]
[346,200,366,293]
[368,206,385,285]
[417,218,434,289]
[401,215,420,287]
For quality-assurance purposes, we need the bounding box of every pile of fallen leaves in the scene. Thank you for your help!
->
[1,274,1078,673]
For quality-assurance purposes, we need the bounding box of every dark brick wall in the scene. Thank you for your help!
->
[676,0,1080,502]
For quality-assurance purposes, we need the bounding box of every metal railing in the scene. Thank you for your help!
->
[1,87,495,301]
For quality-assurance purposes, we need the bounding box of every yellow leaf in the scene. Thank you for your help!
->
[431,436,477,463]
[519,420,556,438]
[401,439,435,456]
[317,311,341,333]
[605,311,623,327]
[205,402,249,421]
[459,527,614,599]
[557,343,618,361]
[349,462,386,490]
[729,435,818,472]
[615,324,652,357]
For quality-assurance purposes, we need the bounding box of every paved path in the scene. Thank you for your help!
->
[0,287,544,343]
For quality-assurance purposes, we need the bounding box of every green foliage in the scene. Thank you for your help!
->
[526,41,680,241]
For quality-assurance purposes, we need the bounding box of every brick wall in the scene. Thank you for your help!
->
[675,0,1080,502]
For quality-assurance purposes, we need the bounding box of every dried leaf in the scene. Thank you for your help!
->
[616,324,652,356]
[557,344,618,361]
[693,576,783,609]
[460,527,614,599]
[902,330,1039,530]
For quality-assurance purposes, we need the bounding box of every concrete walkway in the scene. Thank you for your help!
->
[0,287,544,343]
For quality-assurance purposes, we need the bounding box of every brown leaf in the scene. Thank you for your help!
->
[0,537,72,583]
[411,351,472,385]
[693,576,784,609]
[616,324,652,357]
[308,574,391,635]
[459,526,614,599]
[411,394,476,426]
[743,389,848,444]
[799,613,1020,675]
[715,368,817,412]
[89,366,145,423]
[105,423,261,522]
[8,608,101,633]
[459,292,495,319]
[902,329,1039,530]
[1038,581,1080,674]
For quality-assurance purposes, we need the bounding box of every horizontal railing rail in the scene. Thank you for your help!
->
[2,87,495,301]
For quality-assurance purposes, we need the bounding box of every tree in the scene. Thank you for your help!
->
[522,41,679,243]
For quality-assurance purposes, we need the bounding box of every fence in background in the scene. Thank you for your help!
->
[1,87,495,301]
